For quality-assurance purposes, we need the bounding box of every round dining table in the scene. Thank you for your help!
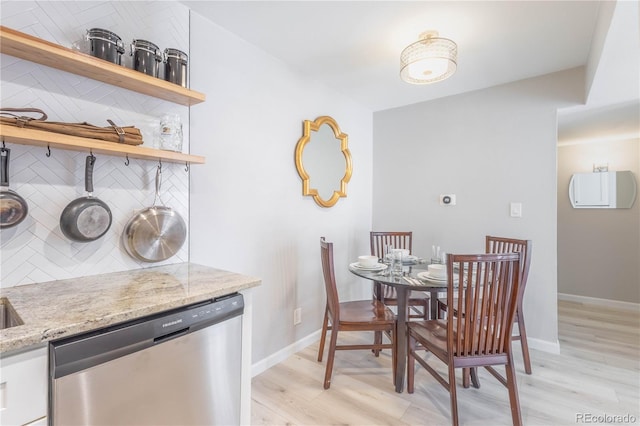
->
[348,261,448,393]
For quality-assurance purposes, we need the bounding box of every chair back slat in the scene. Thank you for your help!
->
[477,266,495,353]
[369,232,414,303]
[320,237,340,323]
[486,236,532,298]
[447,253,521,357]
[370,232,412,259]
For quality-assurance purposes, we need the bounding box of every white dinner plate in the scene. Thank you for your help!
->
[417,271,458,283]
[350,262,388,271]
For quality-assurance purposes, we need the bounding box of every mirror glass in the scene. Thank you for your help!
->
[295,116,352,208]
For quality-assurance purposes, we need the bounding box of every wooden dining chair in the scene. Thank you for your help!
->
[370,232,429,319]
[407,253,523,426]
[317,237,397,389]
[438,235,533,383]
[486,236,532,374]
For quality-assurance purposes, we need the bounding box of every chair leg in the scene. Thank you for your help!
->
[323,325,339,389]
[516,309,532,374]
[505,353,523,426]
[462,368,470,388]
[373,331,382,357]
[462,367,481,388]
[407,333,416,394]
[372,282,383,356]
[391,324,397,385]
[448,362,459,426]
[318,307,329,362]
[470,367,480,389]
[438,302,446,320]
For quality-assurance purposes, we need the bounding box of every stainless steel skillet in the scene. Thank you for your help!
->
[123,163,186,262]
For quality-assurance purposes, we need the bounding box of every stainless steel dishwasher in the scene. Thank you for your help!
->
[49,293,243,425]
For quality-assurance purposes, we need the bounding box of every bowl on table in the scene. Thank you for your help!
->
[358,255,379,268]
[427,263,446,278]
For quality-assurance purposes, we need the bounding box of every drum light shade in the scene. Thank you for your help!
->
[400,31,457,84]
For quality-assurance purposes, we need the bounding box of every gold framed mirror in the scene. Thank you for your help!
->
[294,116,352,208]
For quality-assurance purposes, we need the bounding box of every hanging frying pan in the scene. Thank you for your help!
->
[60,154,112,242]
[123,163,186,262]
[0,147,29,228]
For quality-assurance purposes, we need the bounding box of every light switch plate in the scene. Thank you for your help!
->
[510,202,522,217]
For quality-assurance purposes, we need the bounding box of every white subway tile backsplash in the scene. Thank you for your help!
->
[4,262,37,286]
[0,2,39,24]
[1,1,192,287]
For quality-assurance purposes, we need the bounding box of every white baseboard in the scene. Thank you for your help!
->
[525,336,560,354]
[252,327,564,376]
[558,293,640,311]
[251,329,322,378]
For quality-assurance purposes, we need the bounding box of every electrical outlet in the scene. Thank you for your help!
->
[439,194,456,205]
[293,308,302,325]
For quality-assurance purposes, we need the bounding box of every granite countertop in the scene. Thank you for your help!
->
[0,262,261,354]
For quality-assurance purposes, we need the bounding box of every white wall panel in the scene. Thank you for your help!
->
[189,12,374,365]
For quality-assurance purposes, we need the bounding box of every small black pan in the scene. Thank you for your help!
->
[60,155,112,242]
[0,147,29,228]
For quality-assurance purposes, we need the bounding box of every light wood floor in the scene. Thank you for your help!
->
[251,300,640,425]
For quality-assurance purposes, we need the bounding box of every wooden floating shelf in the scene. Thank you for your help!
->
[0,125,205,165]
[0,26,206,107]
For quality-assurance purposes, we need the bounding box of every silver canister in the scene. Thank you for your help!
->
[85,28,125,65]
[130,39,162,77]
[163,48,188,87]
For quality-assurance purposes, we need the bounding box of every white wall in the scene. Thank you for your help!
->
[558,138,640,303]
[372,68,586,348]
[585,1,639,106]
[189,12,374,365]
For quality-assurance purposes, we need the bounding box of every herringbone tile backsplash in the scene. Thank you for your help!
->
[1,1,194,287]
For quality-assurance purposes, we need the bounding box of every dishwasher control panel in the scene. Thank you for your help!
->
[153,293,244,337]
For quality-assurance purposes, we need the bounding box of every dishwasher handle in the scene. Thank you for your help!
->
[154,326,189,344]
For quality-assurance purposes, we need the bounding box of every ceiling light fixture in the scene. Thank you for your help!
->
[400,30,457,84]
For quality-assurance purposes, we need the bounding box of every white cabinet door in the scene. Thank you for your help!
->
[569,172,615,208]
[0,346,47,426]
[574,172,609,206]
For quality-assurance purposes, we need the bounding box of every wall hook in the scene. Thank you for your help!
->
[124,154,130,166]
[158,158,162,171]
[185,162,189,173]
[46,144,51,157]
[2,140,6,149]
